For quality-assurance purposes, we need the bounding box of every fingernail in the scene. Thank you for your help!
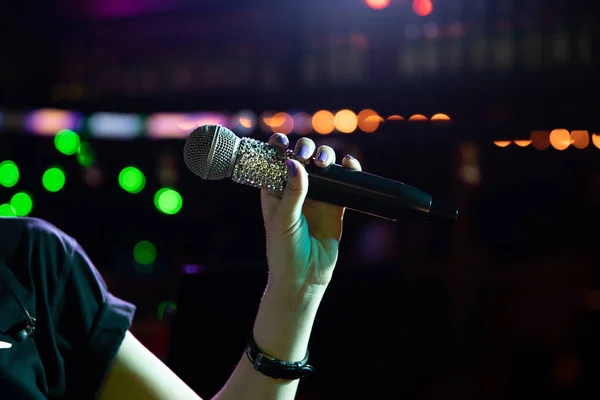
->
[298,144,310,159]
[276,135,289,146]
[286,159,298,177]
[345,154,356,161]
[317,151,328,163]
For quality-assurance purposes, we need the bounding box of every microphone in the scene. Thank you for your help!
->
[183,125,458,223]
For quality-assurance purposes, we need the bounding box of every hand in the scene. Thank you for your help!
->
[260,134,362,291]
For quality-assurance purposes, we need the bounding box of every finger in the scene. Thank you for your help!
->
[314,145,336,168]
[267,133,290,150]
[276,159,308,230]
[342,154,362,171]
[294,138,316,162]
[260,188,281,223]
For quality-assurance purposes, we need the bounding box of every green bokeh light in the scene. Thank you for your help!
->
[118,166,146,194]
[133,240,157,265]
[42,167,66,192]
[54,129,81,155]
[154,188,183,215]
[10,192,33,216]
[157,301,177,322]
[77,142,95,166]
[0,161,20,188]
[0,204,16,217]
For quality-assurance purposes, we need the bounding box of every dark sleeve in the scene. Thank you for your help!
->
[54,241,136,399]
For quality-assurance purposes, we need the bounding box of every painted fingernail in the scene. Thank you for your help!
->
[286,159,298,177]
[298,144,310,159]
[276,134,289,146]
[317,151,328,163]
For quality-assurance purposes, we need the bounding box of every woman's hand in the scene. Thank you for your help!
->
[260,133,362,293]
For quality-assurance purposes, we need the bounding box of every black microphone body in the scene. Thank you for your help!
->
[304,162,455,222]
[183,125,458,223]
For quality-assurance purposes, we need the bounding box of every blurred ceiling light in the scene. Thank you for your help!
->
[514,140,532,147]
[26,109,81,136]
[293,112,313,135]
[413,0,433,17]
[570,130,589,149]
[531,130,550,150]
[365,0,390,10]
[493,141,511,147]
[334,110,358,134]
[270,112,294,135]
[357,109,381,133]
[549,129,571,151]
[408,114,428,121]
[312,110,335,135]
[387,115,404,121]
[592,134,600,149]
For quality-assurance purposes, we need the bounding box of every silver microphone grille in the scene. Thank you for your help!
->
[183,125,240,180]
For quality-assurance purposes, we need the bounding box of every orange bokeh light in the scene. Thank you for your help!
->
[334,109,358,134]
[413,0,433,17]
[387,115,404,121]
[549,129,571,151]
[408,114,428,121]
[365,0,390,10]
[312,110,335,135]
[514,140,532,147]
[493,141,511,148]
[357,109,381,133]
[269,112,294,135]
[571,130,589,149]
[592,134,600,149]
[530,130,550,150]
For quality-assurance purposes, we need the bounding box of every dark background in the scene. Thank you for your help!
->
[1,0,600,398]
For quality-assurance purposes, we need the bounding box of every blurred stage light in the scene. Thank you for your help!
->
[10,192,33,216]
[365,0,390,10]
[531,130,550,150]
[157,301,177,322]
[270,112,294,135]
[571,130,589,149]
[514,140,532,147]
[549,129,571,151]
[26,108,81,136]
[0,161,20,188]
[231,110,256,136]
[154,188,183,215]
[312,110,335,135]
[0,204,16,217]
[493,141,511,147]
[413,0,433,17]
[334,110,358,134]
[87,112,144,139]
[77,142,96,166]
[134,240,157,265]
[408,114,428,121]
[593,134,600,149]
[54,129,81,155]
[119,166,146,194]
[292,112,313,135]
[357,109,381,133]
[42,167,66,192]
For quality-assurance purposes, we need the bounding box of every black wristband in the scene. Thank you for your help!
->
[245,334,315,380]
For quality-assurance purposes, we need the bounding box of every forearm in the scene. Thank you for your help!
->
[212,281,326,400]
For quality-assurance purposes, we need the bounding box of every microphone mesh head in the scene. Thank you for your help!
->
[183,125,240,180]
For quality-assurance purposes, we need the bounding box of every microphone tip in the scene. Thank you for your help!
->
[428,199,459,223]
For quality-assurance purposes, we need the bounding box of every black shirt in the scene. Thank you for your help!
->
[0,217,136,399]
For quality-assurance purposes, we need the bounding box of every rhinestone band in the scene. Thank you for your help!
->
[231,138,293,192]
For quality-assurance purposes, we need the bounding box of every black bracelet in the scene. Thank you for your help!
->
[245,334,315,380]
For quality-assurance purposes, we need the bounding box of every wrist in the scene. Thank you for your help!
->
[252,282,326,362]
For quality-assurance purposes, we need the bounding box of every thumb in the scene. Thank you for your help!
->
[276,159,308,229]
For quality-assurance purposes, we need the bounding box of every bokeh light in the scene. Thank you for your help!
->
[549,129,571,151]
[334,109,358,134]
[365,0,390,10]
[134,240,157,265]
[269,112,294,134]
[592,134,600,149]
[77,142,96,166]
[0,204,16,217]
[570,130,589,149]
[42,167,66,192]
[118,166,146,194]
[154,188,183,215]
[54,129,81,155]
[493,141,511,148]
[10,192,33,216]
[157,301,177,322]
[312,110,335,135]
[408,114,428,122]
[0,161,20,188]
[531,130,550,150]
[413,0,433,17]
[357,109,381,133]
